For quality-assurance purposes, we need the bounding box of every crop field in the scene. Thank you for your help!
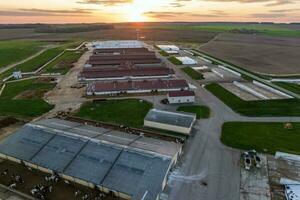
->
[200,33,300,75]
[0,40,43,67]
[0,78,55,118]
[205,83,300,116]
[222,122,300,155]
[75,99,153,128]
[177,105,210,119]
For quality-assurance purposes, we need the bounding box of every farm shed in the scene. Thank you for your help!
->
[167,91,195,104]
[144,109,196,135]
[0,119,182,200]
[176,57,198,65]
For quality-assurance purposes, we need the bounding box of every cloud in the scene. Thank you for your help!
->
[144,10,229,19]
[202,0,295,6]
[250,13,286,18]
[76,0,133,6]
[0,8,94,17]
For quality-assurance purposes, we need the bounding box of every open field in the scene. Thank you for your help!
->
[0,41,82,81]
[0,40,43,67]
[205,83,300,116]
[0,27,217,43]
[42,49,85,74]
[168,56,182,65]
[274,82,300,95]
[0,78,55,118]
[200,33,300,75]
[181,67,204,80]
[177,105,210,119]
[222,122,300,155]
[146,23,300,37]
[75,99,153,128]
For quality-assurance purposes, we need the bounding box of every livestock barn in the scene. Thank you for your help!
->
[144,109,196,135]
[79,67,175,82]
[0,119,182,200]
[86,79,190,96]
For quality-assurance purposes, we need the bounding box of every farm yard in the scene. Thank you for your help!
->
[199,33,300,75]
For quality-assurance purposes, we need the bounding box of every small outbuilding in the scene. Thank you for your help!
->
[176,57,198,65]
[168,91,195,104]
[144,109,196,135]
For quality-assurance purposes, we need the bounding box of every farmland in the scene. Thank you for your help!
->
[147,23,300,38]
[205,83,300,116]
[222,122,300,155]
[199,33,300,75]
[0,78,55,118]
[0,40,44,67]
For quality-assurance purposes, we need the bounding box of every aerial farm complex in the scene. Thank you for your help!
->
[0,37,300,200]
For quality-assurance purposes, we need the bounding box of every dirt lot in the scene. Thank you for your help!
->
[0,160,123,200]
[200,33,300,75]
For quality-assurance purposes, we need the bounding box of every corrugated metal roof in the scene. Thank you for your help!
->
[168,90,195,97]
[144,109,196,128]
[0,119,179,200]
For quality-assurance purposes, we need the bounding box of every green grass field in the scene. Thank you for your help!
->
[274,82,300,96]
[0,40,43,67]
[0,79,55,118]
[150,23,300,38]
[42,50,85,74]
[205,83,300,116]
[177,105,210,119]
[168,56,182,65]
[75,99,153,128]
[159,50,169,57]
[222,122,300,155]
[181,67,204,80]
[0,41,82,81]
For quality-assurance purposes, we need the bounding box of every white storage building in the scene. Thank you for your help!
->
[157,45,180,52]
[167,91,195,104]
[144,109,196,135]
[176,57,198,65]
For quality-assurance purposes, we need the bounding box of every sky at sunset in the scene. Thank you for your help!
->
[0,0,299,24]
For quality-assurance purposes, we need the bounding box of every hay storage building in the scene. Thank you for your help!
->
[167,91,195,104]
[0,119,182,200]
[144,109,196,135]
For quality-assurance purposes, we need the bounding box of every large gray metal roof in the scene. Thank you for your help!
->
[0,119,178,200]
[144,109,196,128]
